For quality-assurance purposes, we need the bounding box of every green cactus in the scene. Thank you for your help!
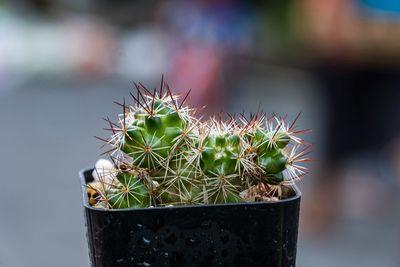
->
[88,78,309,209]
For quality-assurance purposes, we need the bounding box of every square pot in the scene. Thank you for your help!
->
[80,168,301,267]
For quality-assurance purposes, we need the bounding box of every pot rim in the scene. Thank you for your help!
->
[79,167,301,212]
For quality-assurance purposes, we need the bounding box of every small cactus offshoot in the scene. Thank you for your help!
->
[88,77,310,209]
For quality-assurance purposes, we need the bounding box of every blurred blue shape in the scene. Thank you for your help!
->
[360,0,400,15]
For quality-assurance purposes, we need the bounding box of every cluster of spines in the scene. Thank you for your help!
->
[89,77,310,209]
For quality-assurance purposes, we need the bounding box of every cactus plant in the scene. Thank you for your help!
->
[88,78,310,209]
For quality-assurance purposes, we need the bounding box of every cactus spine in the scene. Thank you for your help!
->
[88,78,309,209]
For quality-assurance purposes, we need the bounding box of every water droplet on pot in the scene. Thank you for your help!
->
[137,261,151,267]
[185,237,200,246]
[201,220,211,228]
[142,237,151,245]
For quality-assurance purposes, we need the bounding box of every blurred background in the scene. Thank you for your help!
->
[0,0,400,266]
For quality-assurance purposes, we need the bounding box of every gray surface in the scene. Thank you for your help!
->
[0,78,398,266]
[298,217,400,267]
[0,79,127,267]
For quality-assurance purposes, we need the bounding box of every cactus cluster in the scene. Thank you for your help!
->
[88,78,310,209]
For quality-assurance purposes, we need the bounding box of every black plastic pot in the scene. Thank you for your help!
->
[80,168,301,267]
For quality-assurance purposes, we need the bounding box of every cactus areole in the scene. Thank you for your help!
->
[80,77,309,266]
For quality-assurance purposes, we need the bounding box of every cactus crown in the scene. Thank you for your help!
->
[88,78,310,209]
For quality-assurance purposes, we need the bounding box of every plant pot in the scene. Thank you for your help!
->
[80,168,301,267]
